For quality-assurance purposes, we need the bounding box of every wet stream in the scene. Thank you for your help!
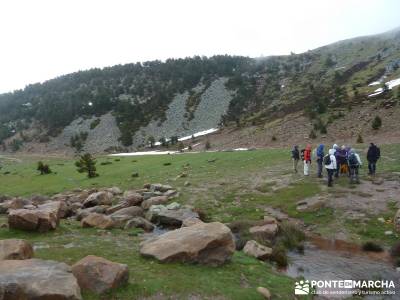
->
[282,236,400,299]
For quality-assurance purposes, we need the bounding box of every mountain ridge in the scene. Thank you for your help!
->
[1,27,400,154]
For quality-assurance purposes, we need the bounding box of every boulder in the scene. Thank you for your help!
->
[71,255,128,294]
[149,207,199,227]
[140,222,235,266]
[124,217,155,232]
[0,259,82,299]
[121,191,143,206]
[37,201,65,220]
[296,197,325,212]
[76,205,108,221]
[109,206,144,227]
[0,239,34,260]
[7,198,31,210]
[83,191,113,208]
[141,196,168,210]
[8,209,58,232]
[243,240,272,260]
[81,213,114,229]
[249,223,278,240]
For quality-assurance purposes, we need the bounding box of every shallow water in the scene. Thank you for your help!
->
[283,237,400,299]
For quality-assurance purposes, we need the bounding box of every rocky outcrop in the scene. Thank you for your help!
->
[140,222,235,266]
[0,259,82,299]
[72,255,129,294]
[109,206,144,228]
[0,239,34,260]
[146,205,199,227]
[81,213,114,229]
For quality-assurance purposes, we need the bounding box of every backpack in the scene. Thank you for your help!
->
[300,149,305,161]
[324,154,331,165]
[348,153,358,167]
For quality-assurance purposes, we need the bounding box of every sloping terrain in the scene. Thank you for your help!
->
[0,28,399,154]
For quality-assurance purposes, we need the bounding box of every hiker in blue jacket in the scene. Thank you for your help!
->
[316,144,325,178]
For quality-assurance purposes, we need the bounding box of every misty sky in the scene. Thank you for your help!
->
[0,0,399,94]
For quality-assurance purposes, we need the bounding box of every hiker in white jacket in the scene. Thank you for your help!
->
[324,148,337,187]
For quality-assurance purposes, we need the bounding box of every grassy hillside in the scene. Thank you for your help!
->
[1,145,399,299]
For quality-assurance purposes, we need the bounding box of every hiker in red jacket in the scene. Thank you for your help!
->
[303,144,312,176]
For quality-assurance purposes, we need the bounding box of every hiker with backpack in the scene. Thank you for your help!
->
[303,144,312,176]
[291,145,300,173]
[348,148,362,184]
[324,148,337,187]
[316,144,325,178]
[335,145,348,178]
[367,143,380,176]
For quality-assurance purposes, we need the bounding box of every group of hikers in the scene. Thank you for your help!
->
[291,143,381,187]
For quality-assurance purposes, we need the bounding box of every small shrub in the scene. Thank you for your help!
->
[163,162,172,166]
[37,161,52,175]
[205,140,211,150]
[271,245,288,267]
[362,241,383,252]
[356,133,363,144]
[100,161,112,166]
[271,135,277,141]
[278,222,306,250]
[371,116,382,130]
[309,129,317,139]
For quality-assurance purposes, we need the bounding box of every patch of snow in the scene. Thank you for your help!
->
[234,148,249,151]
[153,128,219,146]
[368,88,383,97]
[368,81,381,86]
[110,151,178,156]
[179,128,219,141]
[386,77,400,89]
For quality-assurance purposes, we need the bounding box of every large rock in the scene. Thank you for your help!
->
[0,239,34,260]
[109,206,144,228]
[0,258,82,299]
[83,191,113,208]
[8,208,58,232]
[141,196,168,210]
[76,205,108,221]
[71,255,129,294]
[140,222,235,266]
[106,186,123,195]
[150,184,172,193]
[121,191,143,206]
[296,197,325,212]
[243,240,272,260]
[37,201,65,220]
[148,207,199,227]
[124,217,155,232]
[81,213,114,229]
[249,223,278,240]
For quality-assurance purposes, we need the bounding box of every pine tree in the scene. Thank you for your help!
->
[75,153,99,178]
